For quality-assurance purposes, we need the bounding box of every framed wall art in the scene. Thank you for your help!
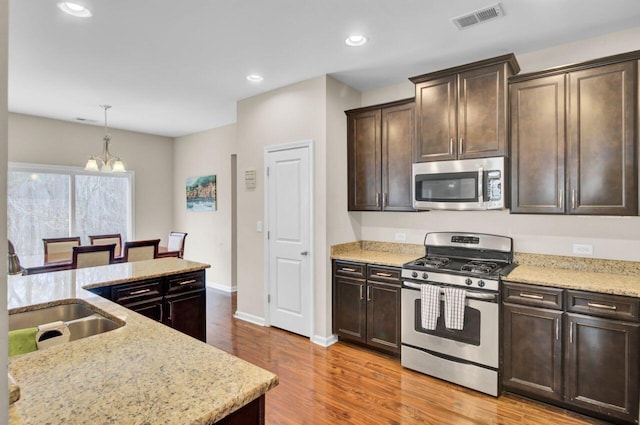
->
[186,175,217,211]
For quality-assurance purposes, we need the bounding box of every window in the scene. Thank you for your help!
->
[8,163,134,256]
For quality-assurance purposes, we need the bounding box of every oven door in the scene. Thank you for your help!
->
[401,283,499,368]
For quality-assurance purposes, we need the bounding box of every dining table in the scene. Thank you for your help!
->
[20,246,181,275]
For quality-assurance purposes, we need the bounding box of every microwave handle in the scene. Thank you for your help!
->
[477,167,484,203]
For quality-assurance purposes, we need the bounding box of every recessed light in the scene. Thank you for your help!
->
[345,34,368,47]
[57,2,92,18]
[246,74,264,82]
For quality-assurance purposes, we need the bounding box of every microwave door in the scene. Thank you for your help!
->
[413,171,484,210]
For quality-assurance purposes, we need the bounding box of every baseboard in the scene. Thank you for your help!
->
[233,310,266,326]
[206,281,237,293]
[311,334,338,347]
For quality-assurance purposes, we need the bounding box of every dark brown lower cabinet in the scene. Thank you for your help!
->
[502,303,563,401]
[333,261,401,356]
[565,313,639,423]
[165,289,206,342]
[503,281,640,424]
[123,297,164,322]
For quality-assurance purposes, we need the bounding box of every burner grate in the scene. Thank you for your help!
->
[461,260,499,274]
[415,256,450,269]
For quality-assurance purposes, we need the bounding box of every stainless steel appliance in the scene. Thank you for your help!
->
[401,232,516,396]
[412,156,506,210]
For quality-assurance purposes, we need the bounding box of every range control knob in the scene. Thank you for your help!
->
[411,271,418,278]
[478,280,485,288]
[465,278,473,286]
[422,272,429,280]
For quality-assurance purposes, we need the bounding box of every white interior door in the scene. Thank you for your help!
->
[266,142,312,337]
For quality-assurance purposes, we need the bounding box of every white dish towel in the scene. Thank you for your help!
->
[443,287,466,330]
[420,284,440,330]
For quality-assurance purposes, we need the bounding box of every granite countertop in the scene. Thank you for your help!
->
[331,241,423,267]
[8,258,279,425]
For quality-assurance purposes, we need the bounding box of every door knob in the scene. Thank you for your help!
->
[300,251,308,256]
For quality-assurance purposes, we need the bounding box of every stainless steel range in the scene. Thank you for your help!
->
[401,232,516,396]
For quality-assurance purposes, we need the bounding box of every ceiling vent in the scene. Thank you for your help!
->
[452,3,504,30]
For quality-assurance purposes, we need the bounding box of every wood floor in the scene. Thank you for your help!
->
[205,288,608,425]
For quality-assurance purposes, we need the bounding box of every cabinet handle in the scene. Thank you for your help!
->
[375,272,392,277]
[449,138,454,155]
[129,288,151,295]
[376,193,380,208]
[382,193,388,208]
[587,302,617,311]
[559,190,564,208]
[159,303,164,323]
[459,137,463,155]
[571,189,577,209]
[569,322,573,344]
[367,286,371,301]
[167,300,173,322]
[555,318,559,341]
[341,267,356,272]
[178,279,197,286]
[519,292,544,300]
[359,285,364,301]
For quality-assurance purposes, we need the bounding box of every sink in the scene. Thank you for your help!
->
[9,300,123,343]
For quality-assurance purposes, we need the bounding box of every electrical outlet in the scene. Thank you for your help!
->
[395,232,406,241]
[572,243,593,255]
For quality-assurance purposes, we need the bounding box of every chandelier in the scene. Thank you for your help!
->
[84,105,126,172]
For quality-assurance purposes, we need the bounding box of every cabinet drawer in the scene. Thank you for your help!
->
[334,261,366,279]
[111,279,163,304]
[367,265,401,284]
[502,281,563,310]
[566,290,640,322]
[167,271,205,294]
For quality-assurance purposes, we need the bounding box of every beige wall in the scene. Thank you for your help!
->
[1,0,9,416]
[8,113,175,244]
[173,124,236,290]
[356,26,640,261]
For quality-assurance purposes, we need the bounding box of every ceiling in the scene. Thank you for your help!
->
[9,0,640,138]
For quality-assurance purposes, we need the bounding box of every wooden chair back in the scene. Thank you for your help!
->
[123,239,160,262]
[43,237,81,260]
[89,234,123,257]
[71,244,116,269]
[167,232,188,258]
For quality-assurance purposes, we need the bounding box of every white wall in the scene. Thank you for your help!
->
[356,26,640,261]
[173,124,236,290]
[8,113,175,243]
[1,0,9,417]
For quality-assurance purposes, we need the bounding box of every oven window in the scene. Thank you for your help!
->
[415,172,478,202]
[414,299,481,346]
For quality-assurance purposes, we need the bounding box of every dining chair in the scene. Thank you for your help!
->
[89,234,123,257]
[167,232,188,258]
[123,239,160,262]
[71,244,116,269]
[43,237,81,260]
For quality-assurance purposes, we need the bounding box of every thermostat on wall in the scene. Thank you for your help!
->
[245,169,256,190]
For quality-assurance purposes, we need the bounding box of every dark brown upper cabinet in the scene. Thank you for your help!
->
[510,51,639,215]
[346,98,415,211]
[410,54,520,162]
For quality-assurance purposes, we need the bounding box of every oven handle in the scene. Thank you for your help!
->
[403,281,497,300]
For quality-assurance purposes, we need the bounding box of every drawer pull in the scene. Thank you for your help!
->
[520,293,544,300]
[340,268,357,272]
[375,272,392,277]
[178,279,197,286]
[129,288,151,295]
[587,302,617,311]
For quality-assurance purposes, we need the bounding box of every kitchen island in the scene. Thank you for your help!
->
[8,258,278,425]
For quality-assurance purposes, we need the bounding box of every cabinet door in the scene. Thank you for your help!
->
[381,102,415,211]
[347,109,382,211]
[165,289,206,342]
[333,276,366,343]
[458,64,507,159]
[415,75,457,162]
[122,297,164,322]
[366,281,400,354]
[502,303,563,402]
[510,75,566,213]
[565,313,639,423]
[567,61,638,215]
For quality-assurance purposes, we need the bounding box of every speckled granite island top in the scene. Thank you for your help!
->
[507,253,640,298]
[8,258,279,425]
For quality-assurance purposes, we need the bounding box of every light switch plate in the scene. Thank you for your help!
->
[395,232,406,241]
[572,243,593,255]
[256,220,263,233]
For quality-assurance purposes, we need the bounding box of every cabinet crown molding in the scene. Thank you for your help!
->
[409,53,520,84]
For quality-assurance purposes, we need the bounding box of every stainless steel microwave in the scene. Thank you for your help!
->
[412,157,506,210]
